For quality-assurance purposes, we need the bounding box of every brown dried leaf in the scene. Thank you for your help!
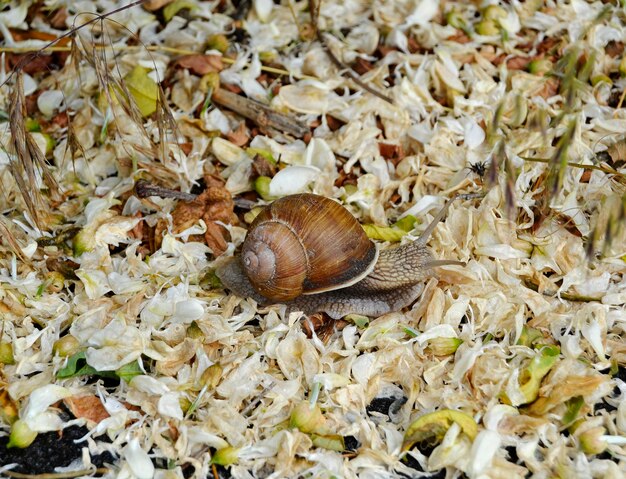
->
[155,176,237,255]
[174,55,224,76]
[536,36,561,56]
[302,313,349,343]
[64,395,110,424]
[378,142,405,164]
[353,58,374,75]
[607,140,626,164]
[225,122,250,147]
[506,56,532,71]
[605,41,625,58]
[49,8,69,29]
[204,221,229,256]
[447,31,472,44]
[325,115,345,132]
[252,155,277,178]
[537,77,560,100]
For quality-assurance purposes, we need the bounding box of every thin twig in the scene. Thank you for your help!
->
[135,180,198,201]
[308,0,392,105]
[136,181,255,209]
[316,32,393,105]
[212,88,309,138]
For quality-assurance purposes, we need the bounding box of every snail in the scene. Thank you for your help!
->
[216,193,465,319]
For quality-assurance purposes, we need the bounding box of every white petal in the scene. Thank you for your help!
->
[23,385,71,421]
[468,429,501,475]
[20,240,38,259]
[173,299,205,323]
[483,405,519,431]
[0,1,30,28]
[158,392,184,420]
[212,138,250,166]
[463,117,485,150]
[305,138,335,171]
[37,90,64,117]
[312,373,350,390]
[269,166,320,197]
[131,375,170,395]
[253,0,273,22]
[76,269,112,299]
[581,321,605,360]
[278,85,329,114]
[23,74,37,96]
[124,438,155,479]
[404,0,438,27]
[415,324,458,345]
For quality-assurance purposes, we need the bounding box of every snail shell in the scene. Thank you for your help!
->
[241,194,378,301]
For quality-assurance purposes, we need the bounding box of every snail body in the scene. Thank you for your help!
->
[217,193,461,319]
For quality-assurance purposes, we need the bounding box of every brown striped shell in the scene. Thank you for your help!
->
[241,194,378,301]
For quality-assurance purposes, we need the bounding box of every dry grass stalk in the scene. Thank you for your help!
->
[0,216,27,263]
[6,74,60,229]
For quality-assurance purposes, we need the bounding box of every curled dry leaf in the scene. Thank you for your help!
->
[173,55,224,76]
[301,313,349,344]
[63,395,110,424]
[225,122,250,147]
[155,175,238,256]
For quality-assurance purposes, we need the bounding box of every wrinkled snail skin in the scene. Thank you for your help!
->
[216,193,460,319]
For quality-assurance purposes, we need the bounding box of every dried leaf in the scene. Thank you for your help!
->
[63,395,111,424]
[174,54,224,75]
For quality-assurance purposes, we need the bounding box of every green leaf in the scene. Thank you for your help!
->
[211,445,240,466]
[362,224,407,242]
[254,176,275,201]
[124,66,159,117]
[116,360,143,383]
[246,148,277,165]
[57,351,140,381]
[402,326,419,338]
[393,215,417,232]
[562,396,584,427]
[163,0,196,22]
[0,342,15,365]
[57,352,100,379]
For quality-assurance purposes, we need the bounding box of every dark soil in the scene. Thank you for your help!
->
[0,425,116,473]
